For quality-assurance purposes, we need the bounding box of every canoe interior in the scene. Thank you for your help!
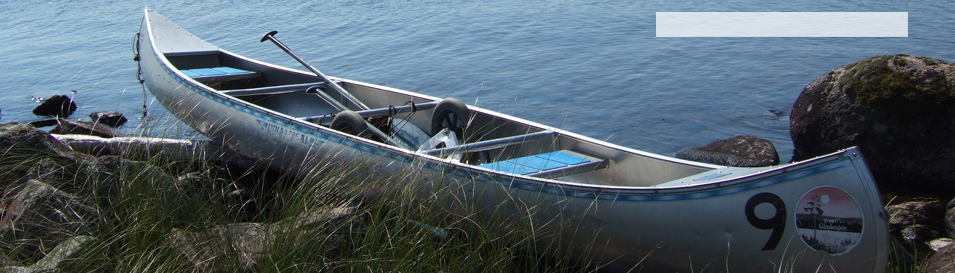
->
[163,50,718,187]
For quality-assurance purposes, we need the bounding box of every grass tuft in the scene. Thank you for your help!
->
[0,129,591,272]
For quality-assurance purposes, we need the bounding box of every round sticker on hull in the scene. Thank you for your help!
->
[795,187,863,255]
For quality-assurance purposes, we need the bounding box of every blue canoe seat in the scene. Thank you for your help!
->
[478,150,607,179]
[181,66,260,83]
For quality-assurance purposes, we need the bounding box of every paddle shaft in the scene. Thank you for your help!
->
[260,31,369,110]
[260,31,417,149]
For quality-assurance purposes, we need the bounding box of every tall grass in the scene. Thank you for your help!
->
[0,131,591,272]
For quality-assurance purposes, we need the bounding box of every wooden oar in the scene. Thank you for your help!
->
[260,31,369,110]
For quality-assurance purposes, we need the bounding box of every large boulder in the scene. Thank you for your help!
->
[790,55,955,194]
[674,135,780,167]
[0,123,79,182]
[0,180,97,260]
[0,123,75,159]
[921,243,955,273]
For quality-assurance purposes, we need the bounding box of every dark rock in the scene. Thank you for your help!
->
[26,119,58,128]
[920,243,955,273]
[20,158,68,183]
[674,135,780,167]
[944,197,955,239]
[89,111,128,127]
[900,224,940,245]
[32,95,76,117]
[889,237,917,272]
[50,118,123,138]
[0,180,97,260]
[790,55,955,194]
[887,200,944,230]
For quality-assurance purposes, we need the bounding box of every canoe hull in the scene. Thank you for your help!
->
[139,8,888,272]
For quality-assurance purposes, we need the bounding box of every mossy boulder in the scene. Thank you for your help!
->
[790,55,955,194]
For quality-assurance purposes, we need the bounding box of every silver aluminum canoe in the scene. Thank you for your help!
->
[138,8,888,272]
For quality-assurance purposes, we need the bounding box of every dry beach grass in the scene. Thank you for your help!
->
[0,123,595,272]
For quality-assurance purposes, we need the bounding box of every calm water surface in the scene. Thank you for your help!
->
[2,0,953,161]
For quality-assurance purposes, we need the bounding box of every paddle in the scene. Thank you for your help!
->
[261,31,420,149]
[260,31,369,110]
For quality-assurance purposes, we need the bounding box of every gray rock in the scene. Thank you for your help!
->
[18,158,68,184]
[900,224,940,245]
[170,223,269,271]
[887,200,944,230]
[170,206,356,272]
[0,252,20,267]
[0,123,76,161]
[50,119,123,138]
[928,238,955,252]
[0,180,97,260]
[790,55,955,194]
[282,206,356,229]
[674,135,779,167]
[1,235,94,273]
[920,243,955,273]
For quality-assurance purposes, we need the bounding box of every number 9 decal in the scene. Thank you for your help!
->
[745,192,786,251]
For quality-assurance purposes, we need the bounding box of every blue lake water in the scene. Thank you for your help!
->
[2,0,953,161]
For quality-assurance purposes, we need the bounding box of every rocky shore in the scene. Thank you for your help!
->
[0,121,552,272]
[3,54,955,272]
[0,122,360,271]
[679,54,955,272]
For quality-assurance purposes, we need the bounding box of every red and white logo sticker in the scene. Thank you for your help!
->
[795,187,864,255]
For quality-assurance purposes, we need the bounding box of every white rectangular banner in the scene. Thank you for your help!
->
[656,12,908,37]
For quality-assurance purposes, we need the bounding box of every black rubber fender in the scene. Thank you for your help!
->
[331,110,370,138]
[431,97,469,137]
